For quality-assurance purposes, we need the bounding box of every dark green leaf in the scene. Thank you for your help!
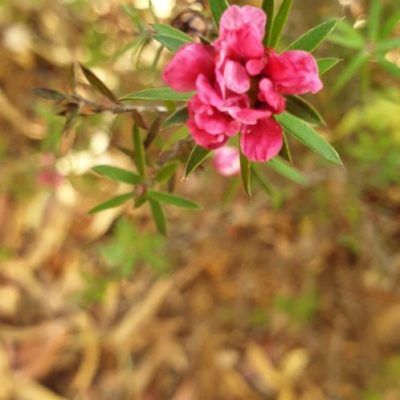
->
[152,24,192,42]
[262,0,275,46]
[89,193,132,214]
[134,194,147,208]
[32,88,66,102]
[163,107,189,128]
[317,57,341,74]
[333,51,368,93]
[155,162,179,183]
[286,19,337,52]
[269,0,293,47]
[61,104,80,155]
[376,56,400,78]
[268,157,307,184]
[132,124,146,178]
[286,95,326,126]
[368,0,381,42]
[184,145,211,178]
[161,126,189,152]
[144,115,163,148]
[149,199,167,235]
[279,131,292,162]
[92,165,142,184]
[121,87,195,102]
[80,64,118,103]
[376,38,400,52]
[153,35,186,52]
[209,0,230,28]
[252,165,274,196]
[239,148,252,197]
[147,190,202,209]
[275,112,342,165]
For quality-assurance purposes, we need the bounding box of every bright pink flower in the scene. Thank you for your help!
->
[213,146,241,177]
[162,5,323,164]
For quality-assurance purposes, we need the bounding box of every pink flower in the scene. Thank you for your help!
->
[213,146,241,177]
[162,5,323,163]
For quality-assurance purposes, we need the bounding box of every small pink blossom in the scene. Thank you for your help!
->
[162,5,323,164]
[213,146,241,177]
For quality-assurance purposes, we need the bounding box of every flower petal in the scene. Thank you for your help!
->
[258,78,285,114]
[213,146,241,177]
[224,60,250,94]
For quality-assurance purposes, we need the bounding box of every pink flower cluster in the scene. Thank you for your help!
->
[163,6,323,162]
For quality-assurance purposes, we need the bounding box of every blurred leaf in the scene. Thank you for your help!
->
[61,104,80,155]
[335,19,365,43]
[286,95,326,126]
[156,162,179,183]
[252,165,274,196]
[328,33,364,49]
[149,199,167,235]
[268,157,307,184]
[381,11,400,38]
[121,87,194,102]
[333,51,368,93]
[240,149,252,197]
[144,115,163,148]
[93,165,142,184]
[153,35,187,52]
[286,19,337,52]
[123,4,145,33]
[209,0,230,28]
[368,0,381,42]
[80,64,117,103]
[376,38,400,52]
[132,124,146,178]
[147,190,202,209]
[89,193,132,214]
[275,112,343,165]
[163,107,189,128]
[135,194,147,208]
[184,145,211,178]
[376,56,400,78]
[269,0,293,47]
[262,0,274,46]
[161,126,189,151]
[317,57,341,74]
[153,24,192,42]
[32,88,66,102]
[279,131,292,162]
[131,109,147,130]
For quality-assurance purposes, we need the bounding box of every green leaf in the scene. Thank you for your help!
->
[335,20,365,43]
[252,165,274,196]
[269,0,293,48]
[376,38,400,52]
[239,149,252,197]
[132,124,146,178]
[333,51,368,93]
[376,56,400,78]
[368,0,381,42]
[80,64,118,103]
[268,157,307,185]
[89,193,132,214]
[184,145,211,178]
[262,0,275,46]
[381,11,400,38]
[134,194,147,208]
[328,33,364,50]
[279,131,292,162]
[93,165,142,184]
[163,106,189,128]
[317,57,341,74]
[275,112,342,165]
[209,0,230,29]
[161,126,189,152]
[155,162,179,183]
[149,199,167,235]
[286,19,337,52]
[121,87,195,102]
[286,96,326,126]
[147,190,202,209]
[33,88,66,102]
[153,35,187,52]
[152,24,192,42]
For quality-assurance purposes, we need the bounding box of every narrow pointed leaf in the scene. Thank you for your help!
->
[147,190,201,209]
[286,19,338,52]
[152,24,192,42]
[275,112,342,165]
[286,95,326,126]
[184,145,211,178]
[155,162,179,183]
[368,0,381,42]
[121,87,195,102]
[279,131,292,162]
[161,126,189,152]
[376,56,400,78]
[132,124,146,178]
[317,58,341,74]
[209,0,230,28]
[33,88,66,102]
[239,150,252,197]
[376,38,400,52]
[268,157,307,184]
[269,0,293,47]
[149,199,167,235]
[153,35,187,52]
[134,194,147,208]
[381,11,400,38]
[93,165,142,184]
[328,33,364,49]
[333,51,368,93]
[61,105,80,155]
[89,192,132,214]
[252,166,274,196]
[262,0,275,46]
[163,106,189,128]
[80,65,118,103]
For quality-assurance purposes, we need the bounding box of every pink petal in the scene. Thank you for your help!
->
[188,119,227,150]
[234,108,271,125]
[223,60,250,94]
[162,43,215,92]
[196,75,223,107]
[258,78,285,114]
[246,58,266,76]
[213,146,241,177]
[240,118,283,162]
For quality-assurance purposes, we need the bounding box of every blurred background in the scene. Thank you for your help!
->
[0,0,400,399]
